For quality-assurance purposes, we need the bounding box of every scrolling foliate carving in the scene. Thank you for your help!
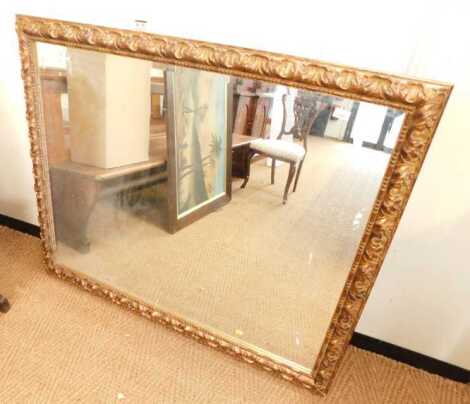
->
[16,15,451,396]
[17,32,52,267]
[17,15,443,107]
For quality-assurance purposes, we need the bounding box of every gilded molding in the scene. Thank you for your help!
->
[16,15,452,396]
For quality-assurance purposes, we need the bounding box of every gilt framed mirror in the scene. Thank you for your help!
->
[16,15,451,396]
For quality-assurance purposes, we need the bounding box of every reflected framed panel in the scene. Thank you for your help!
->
[165,66,233,233]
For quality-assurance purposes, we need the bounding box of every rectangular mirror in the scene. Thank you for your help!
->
[17,16,451,395]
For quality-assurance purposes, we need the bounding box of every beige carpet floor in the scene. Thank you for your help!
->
[54,136,390,370]
[0,226,469,403]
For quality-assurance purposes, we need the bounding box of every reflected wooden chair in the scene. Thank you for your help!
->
[241,93,319,203]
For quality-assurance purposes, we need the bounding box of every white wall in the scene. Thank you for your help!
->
[0,0,468,369]
[356,4,470,370]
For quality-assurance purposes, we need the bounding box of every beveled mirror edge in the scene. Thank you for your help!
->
[15,14,452,396]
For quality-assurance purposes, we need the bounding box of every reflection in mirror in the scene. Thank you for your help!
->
[36,42,405,371]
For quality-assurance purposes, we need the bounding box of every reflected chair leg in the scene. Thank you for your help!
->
[241,150,254,189]
[271,158,276,185]
[283,162,296,204]
[293,159,304,192]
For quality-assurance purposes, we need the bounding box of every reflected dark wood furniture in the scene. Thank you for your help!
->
[231,81,275,178]
[232,80,258,136]
[232,134,258,179]
[241,93,319,203]
[232,81,274,138]
[0,295,10,313]
[150,74,167,156]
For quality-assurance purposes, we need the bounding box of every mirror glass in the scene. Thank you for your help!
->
[35,42,405,371]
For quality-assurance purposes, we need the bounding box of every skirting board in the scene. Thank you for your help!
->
[0,213,468,384]
[351,333,469,384]
[0,213,40,237]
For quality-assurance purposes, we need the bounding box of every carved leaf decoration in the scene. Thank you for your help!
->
[336,70,360,91]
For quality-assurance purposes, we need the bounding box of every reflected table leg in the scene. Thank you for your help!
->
[50,169,99,253]
[232,144,253,188]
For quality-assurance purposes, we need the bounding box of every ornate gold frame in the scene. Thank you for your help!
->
[16,15,452,396]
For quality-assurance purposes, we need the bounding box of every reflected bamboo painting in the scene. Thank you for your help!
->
[171,67,228,218]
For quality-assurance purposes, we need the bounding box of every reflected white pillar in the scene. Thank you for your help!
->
[67,49,152,168]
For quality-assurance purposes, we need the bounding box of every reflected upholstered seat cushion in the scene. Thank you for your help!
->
[250,138,306,163]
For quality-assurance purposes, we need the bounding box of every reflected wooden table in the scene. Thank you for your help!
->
[49,156,167,252]
[232,133,258,179]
